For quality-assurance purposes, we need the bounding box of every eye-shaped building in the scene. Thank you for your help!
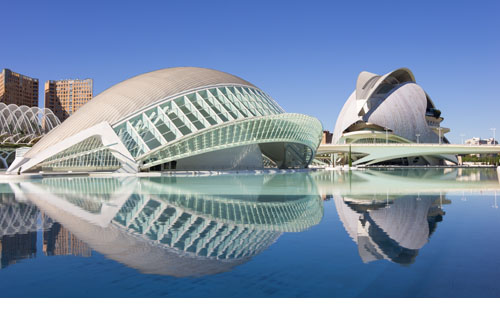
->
[9,67,322,173]
[333,68,455,165]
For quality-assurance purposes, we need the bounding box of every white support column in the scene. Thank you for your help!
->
[238,87,262,116]
[157,105,182,138]
[246,88,270,115]
[232,87,258,116]
[126,121,150,154]
[195,92,224,124]
[183,96,210,128]
[142,113,167,145]
[251,88,282,114]
[206,89,236,121]
[223,87,253,118]
[215,87,245,119]
[170,100,197,133]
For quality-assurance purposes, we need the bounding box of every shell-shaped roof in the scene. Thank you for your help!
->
[333,68,419,143]
[355,68,415,107]
[26,67,256,158]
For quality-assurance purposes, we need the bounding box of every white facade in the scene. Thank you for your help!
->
[332,68,453,165]
[9,67,323,174]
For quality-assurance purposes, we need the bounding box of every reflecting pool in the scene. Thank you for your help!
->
[0,168,499,297]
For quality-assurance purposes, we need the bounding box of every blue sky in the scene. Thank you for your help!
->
[3,0,499,143]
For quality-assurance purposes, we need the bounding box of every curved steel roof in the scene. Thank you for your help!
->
[26,67,256,158]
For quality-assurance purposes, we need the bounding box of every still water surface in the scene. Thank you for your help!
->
[0,168,499,297]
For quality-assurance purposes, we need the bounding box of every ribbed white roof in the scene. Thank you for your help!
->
[26,67,256,158]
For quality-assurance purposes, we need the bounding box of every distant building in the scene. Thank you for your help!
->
[44,78,93,121]
[465,137,498,145]
[321,130,333,144]
[0,68,39,107]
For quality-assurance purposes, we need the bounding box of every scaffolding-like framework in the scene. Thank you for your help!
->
[0,103,60,145]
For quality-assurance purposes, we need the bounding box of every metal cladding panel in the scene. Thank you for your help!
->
[355,71,380,101]
[366,83,439,143]
[25,67,256,158]
[332,91,357,144]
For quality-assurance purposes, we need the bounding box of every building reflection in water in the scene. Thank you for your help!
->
[0,191,39,269]
[7,173,323,276]
[0,191,90,269]
[313,168,500,265]
[43,221,92,257]
[1,168,499,273]
[334,194,448,265]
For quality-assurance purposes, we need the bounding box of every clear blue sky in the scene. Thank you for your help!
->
[3,0,499,143]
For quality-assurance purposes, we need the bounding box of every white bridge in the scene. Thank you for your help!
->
[317,143,500,165]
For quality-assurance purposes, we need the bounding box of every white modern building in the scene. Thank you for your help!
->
[8,67,323,174]
[332,68,456,165]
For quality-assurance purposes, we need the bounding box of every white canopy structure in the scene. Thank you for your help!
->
[0,103,60,168]
[0,103,60,145]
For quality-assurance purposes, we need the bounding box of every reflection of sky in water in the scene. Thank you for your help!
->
[0,168,499,297]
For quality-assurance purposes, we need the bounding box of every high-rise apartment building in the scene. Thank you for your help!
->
[0,68,39,107]
[44,78,93,121]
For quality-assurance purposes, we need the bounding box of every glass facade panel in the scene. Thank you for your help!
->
[111,84,287,159]
[107,179,322,260]
[32,136,121,172]
[139,113,322,169]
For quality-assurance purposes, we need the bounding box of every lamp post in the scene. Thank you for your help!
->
[438,127,442,145]
[490,128,496,145]
[416,134,420,144]
[460,134,465,145]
